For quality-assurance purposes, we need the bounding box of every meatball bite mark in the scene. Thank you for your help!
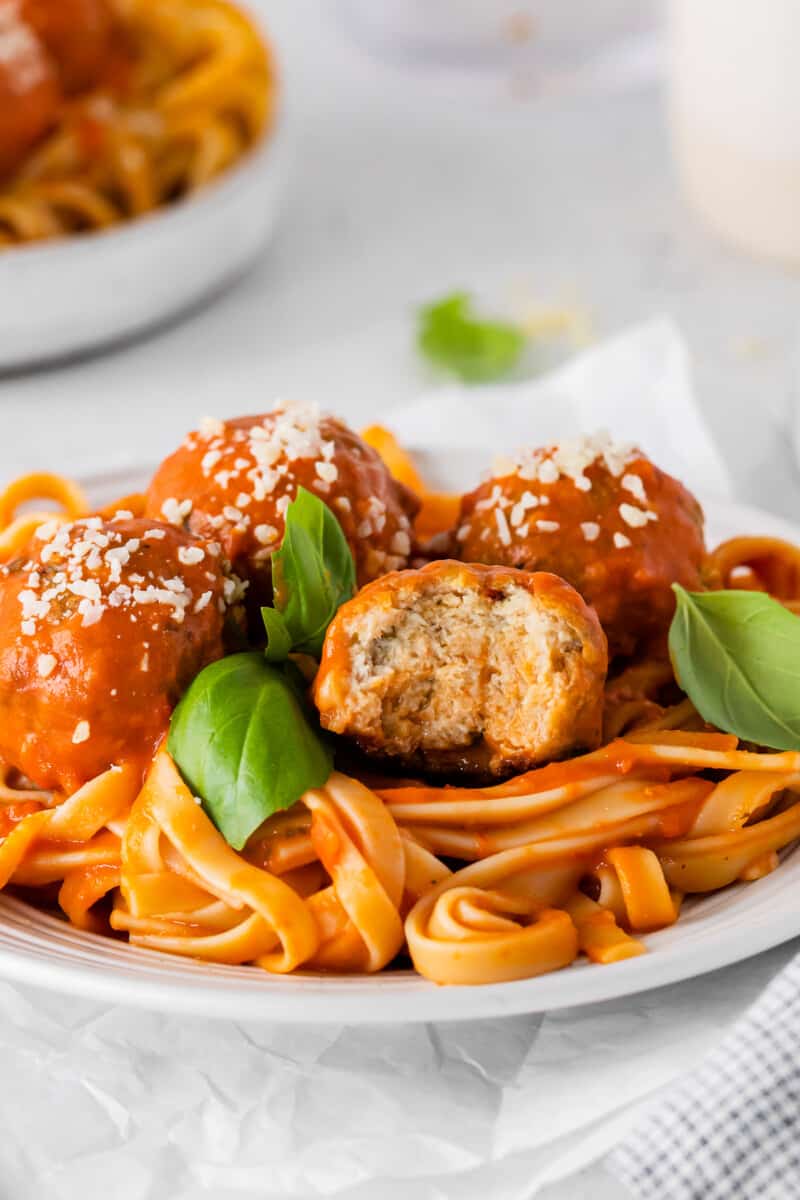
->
[0,516,237,793]
[456,433,705,658]
[314,560,608,780]
[145,403,419,607]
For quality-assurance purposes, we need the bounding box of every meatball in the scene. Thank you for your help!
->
[0,515,231,793]
[313,560,608,779]
[0,6,60,178]
[455,434,706,657]
[19,0,116,94]
[145,404,420,606]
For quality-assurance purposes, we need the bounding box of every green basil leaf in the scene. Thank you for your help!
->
[168,652,333,849]
[669,585,800,750]
[261,606,292,662]
[269,486,356,658]
[417,292,527,383]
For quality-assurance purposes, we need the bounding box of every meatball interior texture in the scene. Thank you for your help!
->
[0,515,233,794]
[455,433,706,658]
[314,560,608,779]
[145,404,419,604]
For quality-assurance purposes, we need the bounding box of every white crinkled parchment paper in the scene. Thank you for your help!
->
[386,318,731,498]
[3,319,787,1200]
[1,945,797,1199]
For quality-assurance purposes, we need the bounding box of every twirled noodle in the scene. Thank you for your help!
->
[405,876,578,986]
[0,764,137,889]
[0,0,275,247]
[706,536,800,611]
[304,775,405,972]
[360,425,461,540]
[114,749,319,972]
[0,472,89,560]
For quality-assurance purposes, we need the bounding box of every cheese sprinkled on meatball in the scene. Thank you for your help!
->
[456,435,705,657]
[145,403,420,608]
[0,516,235,793]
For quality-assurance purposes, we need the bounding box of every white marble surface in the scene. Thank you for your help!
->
[2,3,800,1197]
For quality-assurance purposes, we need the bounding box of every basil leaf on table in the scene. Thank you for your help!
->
[268,486,356,659]
[168,652,333,850]
[669,585,800,751]
[417,292,527,383]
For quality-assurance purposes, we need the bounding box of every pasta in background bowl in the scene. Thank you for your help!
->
[0,0,286,369]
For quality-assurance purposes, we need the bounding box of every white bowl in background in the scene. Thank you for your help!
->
[0,118,289,372]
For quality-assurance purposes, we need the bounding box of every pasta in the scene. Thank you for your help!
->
[2,461,800,988]
[360,425,460,540]
[0,0,275,247]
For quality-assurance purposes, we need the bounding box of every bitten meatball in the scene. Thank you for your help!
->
[313,560,608,779]
[455,434,706,657]
[0,515,232,793]
[19,0,116,94]
[0,6,61,178]
[145,404,420,605]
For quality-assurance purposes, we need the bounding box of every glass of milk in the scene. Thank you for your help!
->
[669,0,800,264]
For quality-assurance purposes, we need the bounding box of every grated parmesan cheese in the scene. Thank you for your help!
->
[495,507,512,547]
[6,518,233,639]
[36,653,56,678]
[621,473,647,503]
[161,498,192,526]
[0,11,50,94]
[496,432,637,492]
[619,503,652,529]
[315,461,339,484]
[390,530,411,556]
[199,416,225,439]
[254,524,278,546]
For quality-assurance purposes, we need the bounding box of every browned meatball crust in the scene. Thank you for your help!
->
[0,515,233,793]
[455,435,706,657]
[313,559,608,779]
[145,404,420,607]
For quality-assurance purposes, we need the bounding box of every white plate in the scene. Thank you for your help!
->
[0,120,288,372]
[0,495,797,1023]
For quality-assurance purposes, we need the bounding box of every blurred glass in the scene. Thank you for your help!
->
[336,0,661,96]
[669,0,800,265]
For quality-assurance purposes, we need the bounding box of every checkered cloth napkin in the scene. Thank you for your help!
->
[608,953,800,1199]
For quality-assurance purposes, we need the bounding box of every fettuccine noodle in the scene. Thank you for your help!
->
[2,470,800,985]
